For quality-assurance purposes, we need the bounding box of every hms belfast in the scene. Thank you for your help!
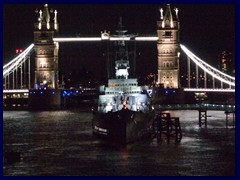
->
[92,19,154,145]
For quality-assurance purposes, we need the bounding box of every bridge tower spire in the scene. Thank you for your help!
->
[34,4,59,89]
[157,4,180,88]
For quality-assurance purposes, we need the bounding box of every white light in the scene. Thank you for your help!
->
[3,89,29,93]
[110,37,131,41]
[160,8,163,20]
[47,23,50,29]
[38,23,41,30]
[53,37,102,42]
[177,52,180,57]
[184,88,235,92]
[135,37,158,41]
[162,21,165,28]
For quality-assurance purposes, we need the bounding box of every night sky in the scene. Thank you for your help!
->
[3,4,235,84]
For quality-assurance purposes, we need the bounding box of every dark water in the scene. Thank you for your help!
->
[3,109,235,176]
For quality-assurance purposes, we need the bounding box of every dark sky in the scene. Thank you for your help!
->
[3,4,235,83]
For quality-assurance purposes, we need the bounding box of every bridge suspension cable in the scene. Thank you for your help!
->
[3,44,34,77]
[3,44,34,89]
[180,44,235,87]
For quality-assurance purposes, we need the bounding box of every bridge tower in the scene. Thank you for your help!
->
[34,4,59,89]
[157,4,180,88]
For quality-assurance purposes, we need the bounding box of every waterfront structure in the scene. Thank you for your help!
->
[157,4,180,88]
[34,4,59,89]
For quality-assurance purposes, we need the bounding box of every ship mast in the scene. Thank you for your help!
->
[112,17,137,79]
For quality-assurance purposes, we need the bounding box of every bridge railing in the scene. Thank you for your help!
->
[153,104,235,111]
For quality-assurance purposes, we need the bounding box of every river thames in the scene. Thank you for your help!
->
[3,109,235,176]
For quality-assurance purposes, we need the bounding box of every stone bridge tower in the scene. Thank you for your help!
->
[157,4,180,88]
[34,4,59,89]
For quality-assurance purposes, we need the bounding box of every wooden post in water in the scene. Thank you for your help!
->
[199,109,207,127]
[154,112,182,143]
[225,110,235,129]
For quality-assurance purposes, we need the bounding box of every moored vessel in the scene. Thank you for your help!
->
[92,18,153,145]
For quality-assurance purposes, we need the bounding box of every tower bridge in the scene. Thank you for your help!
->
[3,4,235,109]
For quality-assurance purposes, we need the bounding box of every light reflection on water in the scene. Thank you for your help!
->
[3,110,235,176]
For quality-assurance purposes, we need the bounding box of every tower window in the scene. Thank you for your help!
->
[165,31,172,37]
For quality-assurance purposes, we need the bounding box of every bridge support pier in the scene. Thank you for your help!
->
[199,109,207,127]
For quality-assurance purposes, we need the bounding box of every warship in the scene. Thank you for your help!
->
[92,19,153,145]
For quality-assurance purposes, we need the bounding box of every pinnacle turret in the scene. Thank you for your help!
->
[42,4,50,23]
[164,4,174,28]
[36,4,58,31]
[159,4,179,29]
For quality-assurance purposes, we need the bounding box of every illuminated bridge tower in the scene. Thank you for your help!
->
[29,4,61,110]
[157,4,180,88]
[34,4,59,89]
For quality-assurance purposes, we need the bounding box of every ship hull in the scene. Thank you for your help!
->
[92,109,153,145]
